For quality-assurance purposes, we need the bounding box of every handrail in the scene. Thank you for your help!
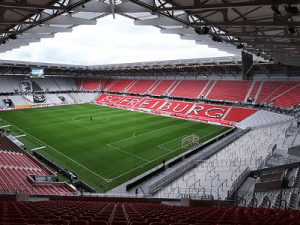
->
[189,179,201,190]
[211,174,220,187]
[168,186,179,198]
[229,151,236,160]
[205,167,216,181]
[193,187,204,199]
[231,166,241,181]
[186,174,195,186]
[217,179,228,196]
[228,167,251,200]
[229,157,238,169]
[250,149,257,159]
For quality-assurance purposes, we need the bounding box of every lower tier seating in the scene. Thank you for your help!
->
[0,200,299,225]
[96,94,257,125]
[0,136,22,153]
[224,107,258,122]
[0,150,73,196]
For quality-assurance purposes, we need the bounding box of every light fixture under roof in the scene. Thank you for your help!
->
[287,27,296,34]
[285,4,299,15]
[212,36,222,42]
[271,6,281,15]
[8,34,17,39]
[195,27,210,35]
[236,43,244,49]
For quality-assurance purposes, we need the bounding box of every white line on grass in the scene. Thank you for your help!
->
[106,126,180,167]
[173,125,211,134]
[157,135,189,152]
[110,126,228,181]
[111,125,178,145]
[110,150,174,181]
[0,118,109,182]
[107,144,150,162]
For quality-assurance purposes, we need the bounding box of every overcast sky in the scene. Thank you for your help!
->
[0,15,233,66]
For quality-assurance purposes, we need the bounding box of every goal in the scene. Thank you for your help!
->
[182,134,200,149]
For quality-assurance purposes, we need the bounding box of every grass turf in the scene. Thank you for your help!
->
[0,104,230,192]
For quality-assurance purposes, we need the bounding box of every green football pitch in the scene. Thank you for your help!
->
[0,104,230,192]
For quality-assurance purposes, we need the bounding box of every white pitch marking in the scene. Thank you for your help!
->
[110,125,178,145]
[0,125,11,128]
[107,144,150,162]
[0,118,109,182]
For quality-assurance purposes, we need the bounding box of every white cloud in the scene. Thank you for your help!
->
[0,15,233,65]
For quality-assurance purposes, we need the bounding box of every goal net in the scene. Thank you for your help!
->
[182,134,200,149]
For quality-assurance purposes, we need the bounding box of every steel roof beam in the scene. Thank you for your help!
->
[190,21,300,27]
[156,0,300,12]
[0,2,68,11]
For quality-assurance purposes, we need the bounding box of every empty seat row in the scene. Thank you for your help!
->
[0,200,300,225]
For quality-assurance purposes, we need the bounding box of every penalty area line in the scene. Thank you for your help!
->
[110,150,174,181]
[0,118,109,182]
[107,144,150,163]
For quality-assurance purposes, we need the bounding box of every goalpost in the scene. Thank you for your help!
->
[182,134,201,149]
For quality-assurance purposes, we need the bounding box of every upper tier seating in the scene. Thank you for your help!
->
[150,80,175,96]
[108,79,134,92]
[76,79,83,90]
[255,81,282,103]
[127,80,157,94]
[53,77,77,91]
[100,79,116,91]
[202,80,215,97]
[272,84,300,108]
[0,76,15,93]
[82,79,100,90]
[169,80,208,98]
[258,82,298,104]
[248,81,261,99]
[207,80,252,102]
[0,200,299,225]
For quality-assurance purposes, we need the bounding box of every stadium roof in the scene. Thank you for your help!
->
[0,56,284,78]
[0,1,300,67]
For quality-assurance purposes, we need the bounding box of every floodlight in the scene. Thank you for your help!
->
[212,36,222,42]
[8,34,17,39]
[236,43,244,49]
[285,4,299,15]
[271,6,281,15]
[200,27,210,35]
[287,27,296,34]
[194,27,210,35]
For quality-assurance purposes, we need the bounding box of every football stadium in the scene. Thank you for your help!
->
[1,1,300,225]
